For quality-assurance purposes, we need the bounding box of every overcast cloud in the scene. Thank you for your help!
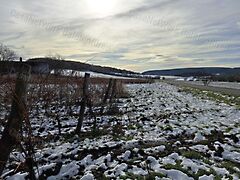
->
[0,0,240,71]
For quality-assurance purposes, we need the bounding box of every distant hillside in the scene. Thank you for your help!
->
[143,67,240,77]
[27,58,138,76]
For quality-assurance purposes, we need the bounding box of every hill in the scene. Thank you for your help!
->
[143,67,240,77]
[27,58,138,76]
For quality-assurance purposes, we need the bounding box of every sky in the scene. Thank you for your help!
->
[0,0,240,72]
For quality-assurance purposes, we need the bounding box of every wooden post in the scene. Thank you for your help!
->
[100,78,113,115]
[75,73,90,134]
[109,79,117,103]
[0,63,31,175]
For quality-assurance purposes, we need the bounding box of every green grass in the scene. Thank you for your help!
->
[181,87,240,109]
[225,127,234,133]
[220,161,240,177]
[163,160,194,178]
[163,160,223,180]
[163,125,173,131]
[127,124,137,130]
[120,135,134,141]
[120,172,166,180]
[62,128,109,142]
[202,158,214,165]
[180,150,203,160]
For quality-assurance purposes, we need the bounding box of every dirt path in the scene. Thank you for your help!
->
[165,80,240,97]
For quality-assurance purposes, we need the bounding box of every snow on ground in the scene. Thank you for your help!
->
[59,70,137,79]
[1,82,240,179]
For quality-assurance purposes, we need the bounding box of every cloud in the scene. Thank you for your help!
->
[237,22,240,29]
[0,0,240,71]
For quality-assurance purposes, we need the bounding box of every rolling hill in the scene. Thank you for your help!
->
[143,67,240,77]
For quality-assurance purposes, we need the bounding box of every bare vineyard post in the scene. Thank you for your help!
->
[109,79,117,103]
[75,73,90,134]
[100,78,113,115]
[0,64,31,175]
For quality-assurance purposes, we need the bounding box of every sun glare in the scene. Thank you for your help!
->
[85,0,117,18]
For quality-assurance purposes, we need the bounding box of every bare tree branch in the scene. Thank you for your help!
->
[0,43,17,61]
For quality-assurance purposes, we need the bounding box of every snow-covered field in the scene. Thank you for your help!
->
[2,82,240,179]
[59,70,138,79]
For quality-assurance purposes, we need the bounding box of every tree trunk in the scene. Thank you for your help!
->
[109,79,117,103]
[0,64,31,175]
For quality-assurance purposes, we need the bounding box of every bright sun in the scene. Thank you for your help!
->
[86,0,117,18]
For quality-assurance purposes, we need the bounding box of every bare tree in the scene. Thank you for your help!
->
[0,44,17,61]
[46,53,64,61]
[45,53,65,75]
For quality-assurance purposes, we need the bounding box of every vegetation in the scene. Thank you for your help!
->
[0,63,239,179]
[211,74,240,82]
[0,70,129,176]
[182,87,240,109]
[0,43,17,61]
[120,172,166,179]
[27,57,139,77]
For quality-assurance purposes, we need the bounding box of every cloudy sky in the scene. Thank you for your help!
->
[0,0,240,71]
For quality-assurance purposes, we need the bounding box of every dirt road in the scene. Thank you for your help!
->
[166,80,240,97]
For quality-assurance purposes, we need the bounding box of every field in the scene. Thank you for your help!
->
[0,76,240,179]
[187,81,240,90]
[167,80,240,98]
